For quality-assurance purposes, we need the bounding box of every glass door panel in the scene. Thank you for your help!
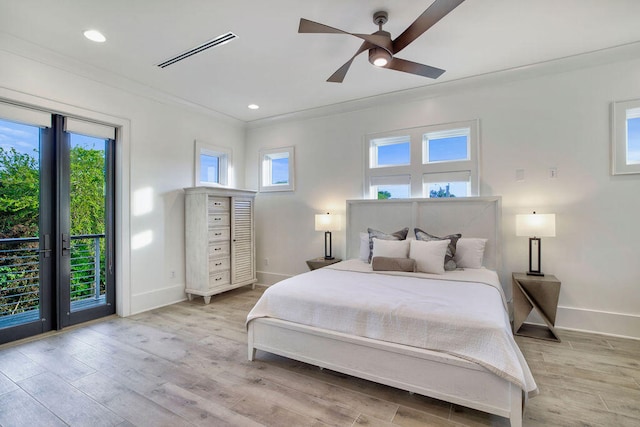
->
[66,132,111,317]
[0,118,52,341]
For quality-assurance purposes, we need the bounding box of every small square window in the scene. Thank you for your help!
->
[195,140,230,186]
[423,129,470,164]
[260,146,295,192]
[370,136,410,168]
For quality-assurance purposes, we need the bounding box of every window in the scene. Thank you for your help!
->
[423,171,471,198]
[612,99,640,175]
[371,175,411,199]
[195,140,231,186]
[423,128,470,163]
[259,146,295,192]
[365,120,479,199]
[370,136,410,168]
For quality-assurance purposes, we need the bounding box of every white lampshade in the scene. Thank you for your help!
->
[315,213,341,232]
[516,213,556,237]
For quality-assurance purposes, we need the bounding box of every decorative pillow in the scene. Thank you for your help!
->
[372,256,416,272]
[414,228,461,271]
[409,239,450,274]
[454,238,488,269]
[372,238,410,259]
[367,227,409,263]
[359,232,370,261]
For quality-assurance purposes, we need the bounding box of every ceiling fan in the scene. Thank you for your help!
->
[298,0,465,83]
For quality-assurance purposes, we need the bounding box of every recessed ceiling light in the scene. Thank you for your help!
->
[248,104,260,110]
[83,29,106,43]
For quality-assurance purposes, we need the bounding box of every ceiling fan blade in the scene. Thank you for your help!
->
[327,42,371,83]
[385,57,446,79]
[392,0,465,54]
[299,18,348,34]
[299,18,391,50]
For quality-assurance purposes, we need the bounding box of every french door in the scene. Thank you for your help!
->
[0,111,115,344]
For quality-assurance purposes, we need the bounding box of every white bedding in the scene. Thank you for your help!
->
[247,259,537,397]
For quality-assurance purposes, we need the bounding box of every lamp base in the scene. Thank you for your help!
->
[324,256,335,260]
[526,271,545,277]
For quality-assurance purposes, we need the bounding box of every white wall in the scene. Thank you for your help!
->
[0,47,246,315]
[246,56,640,339]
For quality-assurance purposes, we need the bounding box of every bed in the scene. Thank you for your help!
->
[246,197,536,426]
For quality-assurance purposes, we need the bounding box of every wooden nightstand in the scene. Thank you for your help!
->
[306,257,342,271]
[512,273,561,342]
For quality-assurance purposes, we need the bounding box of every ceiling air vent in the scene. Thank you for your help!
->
[157,32,238,68]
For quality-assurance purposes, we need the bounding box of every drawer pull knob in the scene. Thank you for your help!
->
[215,262,222,266]
[215,277,222,281]
[215,233,222,236]
[214,248,221,251]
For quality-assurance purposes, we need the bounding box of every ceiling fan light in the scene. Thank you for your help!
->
[368,48,391,67]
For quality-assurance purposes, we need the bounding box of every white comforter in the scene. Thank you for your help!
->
[247,259,537,397]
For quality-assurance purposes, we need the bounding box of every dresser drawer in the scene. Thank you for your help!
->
[208,213,230,227]
[209,257,230,272]
[208,196,229,212]
[208,242,230,259]
[208,227,230,242]
[209,270,230,288]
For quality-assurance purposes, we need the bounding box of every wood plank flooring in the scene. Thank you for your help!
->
[1,285,639,426]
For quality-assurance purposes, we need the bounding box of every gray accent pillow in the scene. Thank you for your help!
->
[372,256,416,272]
[367,227,409,263]
[414,228,461,271]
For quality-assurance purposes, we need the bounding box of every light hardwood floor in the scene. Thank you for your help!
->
[0,285,639,426]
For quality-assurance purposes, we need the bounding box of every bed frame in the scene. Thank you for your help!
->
[248,197,524,426]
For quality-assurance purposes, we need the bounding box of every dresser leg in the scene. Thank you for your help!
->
[204,296,211,304]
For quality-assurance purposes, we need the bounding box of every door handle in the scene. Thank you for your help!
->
[62,233,71,257]
[39,234,51,258]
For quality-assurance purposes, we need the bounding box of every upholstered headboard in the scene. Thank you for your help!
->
[346,197,502,271]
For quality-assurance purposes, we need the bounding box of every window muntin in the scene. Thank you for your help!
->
[423,128,470,164]
[259,146,295,192]
[370,136,410,168]
[195,140,231,187]
[365,120,479,198]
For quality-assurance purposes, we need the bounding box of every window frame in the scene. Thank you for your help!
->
[259,146,295,192]
[612,98,640,175]
[194,140,231,187]
[364,120,479,199]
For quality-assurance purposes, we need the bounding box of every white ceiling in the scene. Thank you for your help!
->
[2,0,640,123]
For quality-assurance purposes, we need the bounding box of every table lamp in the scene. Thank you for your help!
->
[315,213,341,260]
[516,212,556,276]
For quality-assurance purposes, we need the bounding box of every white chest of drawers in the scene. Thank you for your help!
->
[185,187,257,304]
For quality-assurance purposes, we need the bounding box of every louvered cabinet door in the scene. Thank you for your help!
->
[231,197,255,285]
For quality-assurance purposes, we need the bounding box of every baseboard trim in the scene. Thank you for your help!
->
[130,284,187,315]
[557,306,640,340]
[256,271,292,286]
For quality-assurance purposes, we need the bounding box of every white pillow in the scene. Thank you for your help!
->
[372,238,410,259]
[359,232,370,261]
[454,238,488,269]
[409,239,450,274]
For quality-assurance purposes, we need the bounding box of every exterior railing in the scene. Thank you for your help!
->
[0,234,105,324]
